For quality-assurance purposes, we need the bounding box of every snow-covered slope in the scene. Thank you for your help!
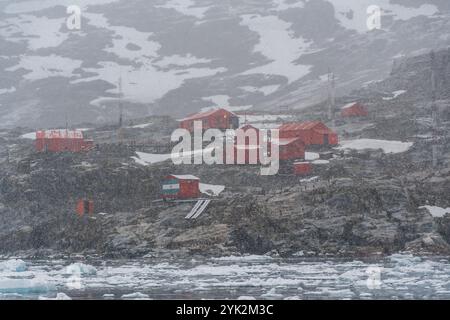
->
[0,0,449,128]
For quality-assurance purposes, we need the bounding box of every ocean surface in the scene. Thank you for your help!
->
[1,254,450,300]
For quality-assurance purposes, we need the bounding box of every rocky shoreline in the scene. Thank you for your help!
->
[0,50,449,260]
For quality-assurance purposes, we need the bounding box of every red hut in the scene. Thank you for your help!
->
[293,162,312,176]
[279,121,338,146]
[162,175,200,199]
[179,108,239,132]
[76,199,94,216]
[272,138,306,161]
[341,102,368,117]
[35,129,94,153]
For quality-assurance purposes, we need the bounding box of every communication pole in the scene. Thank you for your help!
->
[118,75,123,129]
[327,68,336,126]
[117,74,124,142]
[430,51,439,168]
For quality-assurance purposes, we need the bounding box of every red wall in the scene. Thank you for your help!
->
[76,200,94,216]
[278,140,305,161]
[179,180,200,199]
[293,162,312,175]
[36,138,86,152]
[341,104,368,117]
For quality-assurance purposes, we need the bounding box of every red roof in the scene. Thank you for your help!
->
[279,121,325,131]
[179,108,237,122]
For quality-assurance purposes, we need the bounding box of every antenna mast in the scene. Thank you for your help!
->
[430,51,439,168]
[118,74,123,128]
[327,68,336,125]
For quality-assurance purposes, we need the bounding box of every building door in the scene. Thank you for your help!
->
[324,134,329,145]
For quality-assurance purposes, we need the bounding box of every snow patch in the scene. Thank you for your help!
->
[337,139,413,154]
[0,15,68,50]
[383,90,407,100]
[420,206,450,218]
[305,152,320,161]
[0,87,16,95]
[199,183,225,197]
[240,85,281,96]
[156,0,210,19]
[240,14,312,83]
[326,0,438,33]
[7,55,82,81]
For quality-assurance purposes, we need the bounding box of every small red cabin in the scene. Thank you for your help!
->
[162,175,200,199]
[293,162,312,176]
[36,129,94,153]
[76,199,94,216]
[179,108,239,132]
[279,121,338,146]
[341,102,368,117]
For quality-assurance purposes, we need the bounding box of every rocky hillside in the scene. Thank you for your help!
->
[1,0,450,128]
[0,49,449,259]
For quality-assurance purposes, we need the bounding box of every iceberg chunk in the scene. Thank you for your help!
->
[0,259,28,272]
[64,263,97,276]
[121,292,150,300]
[0,279,55,294]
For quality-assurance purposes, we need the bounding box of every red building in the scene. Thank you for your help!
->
[162,175,200,199]
[35,129,94,153]
[273,138,306,161]
[232,124,260,164]
[341,102,368,117]
[76,199,94,216]
[293,162,312,176]
[179,108,239,132]
[279,121,338,146]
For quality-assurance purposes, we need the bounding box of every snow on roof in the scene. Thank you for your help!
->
[36,129,84,139]
[170,175,200,180]
[199,183,225,196]
[341,102,358,110]
[178,108,237,122]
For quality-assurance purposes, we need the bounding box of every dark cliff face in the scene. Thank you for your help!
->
[0,47,449,258]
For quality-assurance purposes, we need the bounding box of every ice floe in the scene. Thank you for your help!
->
[64,263,97,276]
[0,259,28,272]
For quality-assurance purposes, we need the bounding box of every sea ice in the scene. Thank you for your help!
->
[0,259,28,272]
[64,263,97,276]
[0,279,55,294]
